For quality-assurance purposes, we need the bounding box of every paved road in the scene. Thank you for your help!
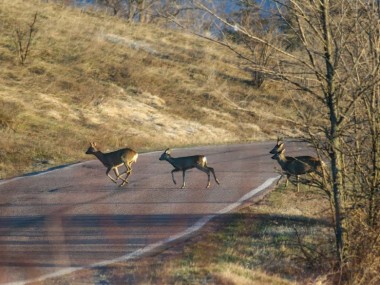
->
[0,141,295,284]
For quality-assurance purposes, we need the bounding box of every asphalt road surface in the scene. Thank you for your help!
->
[0,141,310,284]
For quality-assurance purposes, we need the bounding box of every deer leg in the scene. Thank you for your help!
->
[113,166,129,187]
[285,174,290,188]
[205,166,220,185]
[113,167,120,180]
[276,174,283,185]
[106,168,118,184]
[116,163,134,187]
[119,175,129,187]
[208,167,220,186]
[123,163,132,180]
[116,163,131,178]
[171,169,180,186]
[296,175,300,192]
[195,166,212,188]
[181,170,187,189]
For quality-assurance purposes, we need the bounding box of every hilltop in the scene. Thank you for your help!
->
[0,0,294,178]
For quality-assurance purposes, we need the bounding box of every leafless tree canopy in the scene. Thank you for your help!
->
[168,0,380,283]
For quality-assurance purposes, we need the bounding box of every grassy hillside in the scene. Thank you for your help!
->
[0,0,296,179]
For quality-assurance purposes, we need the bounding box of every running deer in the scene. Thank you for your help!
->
[270,139,324,191]
[85,142,138,187]
[159,148,220,189]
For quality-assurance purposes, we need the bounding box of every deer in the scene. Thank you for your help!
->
[270,138,324,191]
[159,148,220,189]
[270,138,323,166]
[85,142,138,187]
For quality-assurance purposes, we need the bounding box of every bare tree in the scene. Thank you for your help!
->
[95,0,158,22]
[168,0,380,282]
[225,1,281,88]
[14,12,38,65]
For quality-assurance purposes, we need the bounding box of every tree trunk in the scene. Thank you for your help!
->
[320,0,344,265]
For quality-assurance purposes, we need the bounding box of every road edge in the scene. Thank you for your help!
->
[5,175,279,285]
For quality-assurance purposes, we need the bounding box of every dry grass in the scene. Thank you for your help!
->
[0,0,297,179]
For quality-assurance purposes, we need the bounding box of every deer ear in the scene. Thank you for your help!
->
[165,148,171,154]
